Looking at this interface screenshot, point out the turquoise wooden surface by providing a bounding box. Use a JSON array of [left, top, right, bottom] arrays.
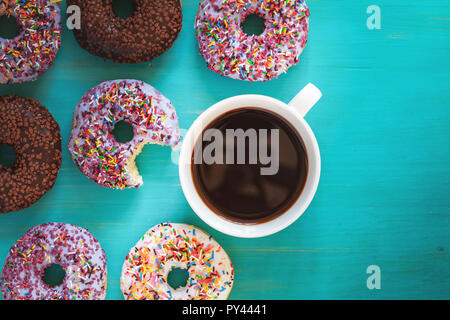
[[0, 0, 449, 299]]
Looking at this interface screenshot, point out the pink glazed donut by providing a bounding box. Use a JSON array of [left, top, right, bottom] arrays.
[[0, 223, 107, 300], [195, 0, 310, 82], [68, 79, 181, 190], [0, 0, 62, 84]]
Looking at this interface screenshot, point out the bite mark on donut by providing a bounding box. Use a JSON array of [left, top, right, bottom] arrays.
[[68, 80, 180, 190], [126, 141, 151, 187]]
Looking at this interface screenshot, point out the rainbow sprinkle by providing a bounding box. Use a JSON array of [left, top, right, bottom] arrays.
[[195, 0, 310, 81], [0, 0, 61, 84], [68, 80, 180, 190], [0, 223, 107, 300], [121, 223, 234, 300]]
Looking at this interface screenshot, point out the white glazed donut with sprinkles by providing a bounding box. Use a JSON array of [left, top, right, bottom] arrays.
[[195, 0, 310, 82], [0, 0, 62, 84], [68, 79, 181, 190], [0, 223, 107, 300], [121, 223, 234, 300]]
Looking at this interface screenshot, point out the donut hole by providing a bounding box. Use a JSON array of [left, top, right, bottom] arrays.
[[167, 268, 189, 289], [112, 120, 134, 143], [241, 14, 266, 36], [0, 14, 20, 40], [0, 144, 16, 168], [112, 0, 136, 19], [42, 264, 66, 287]]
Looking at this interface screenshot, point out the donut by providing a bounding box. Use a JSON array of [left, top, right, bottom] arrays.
[[121, 223, 234, 300], [0, 95, 62, 214], [68, 0, 183, 63], [0, 223, 107, 300], [68, 79, 181, 190], [195, 0, 310, 82], [0, 0, 61, 84]]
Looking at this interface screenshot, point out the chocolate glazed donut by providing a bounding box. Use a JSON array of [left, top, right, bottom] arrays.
[[0, 96, 62, 214], [68, 0, 183, 63]]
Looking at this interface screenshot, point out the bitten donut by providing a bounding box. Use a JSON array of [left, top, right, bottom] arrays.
[[0, 95, 62, 214], [121, 223, 234, 300], [195, 0, 310, 81], [68, 80, 181, 190], [0, 223, 107, 300], [68, 0, 183, 63], [0, 0, 61, 84]]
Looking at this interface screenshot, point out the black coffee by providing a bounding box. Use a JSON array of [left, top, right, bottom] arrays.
[[191, 108, 308, 224]]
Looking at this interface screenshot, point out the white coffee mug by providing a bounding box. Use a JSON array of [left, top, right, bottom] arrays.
[[179, 83, 322, 238]]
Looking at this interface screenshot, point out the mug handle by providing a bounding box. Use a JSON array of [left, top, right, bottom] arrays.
[[288, 83, 323, 117]]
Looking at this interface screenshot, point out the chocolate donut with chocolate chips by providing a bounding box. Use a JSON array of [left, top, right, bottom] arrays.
[[68, 0, 183, 63], [0, 96, 62, 214]]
